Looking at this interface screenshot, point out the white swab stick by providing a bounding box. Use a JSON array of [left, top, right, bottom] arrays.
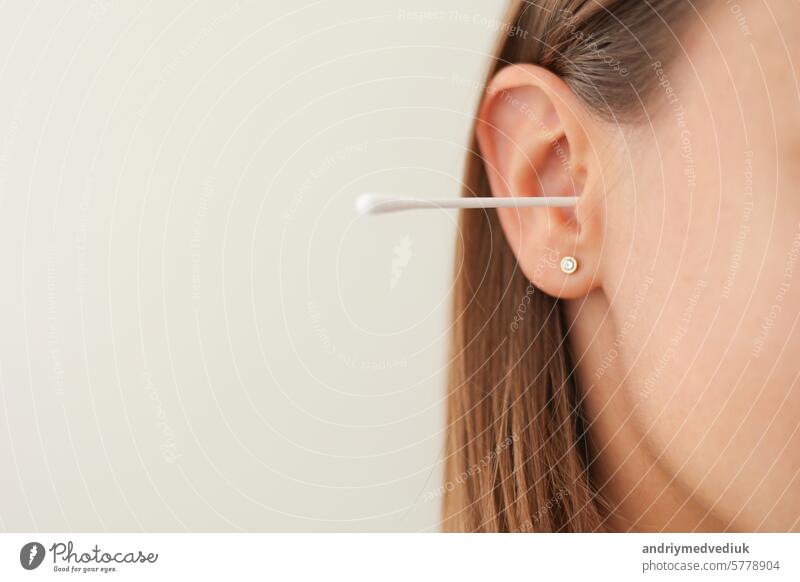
[[355, 192, 578, 216]]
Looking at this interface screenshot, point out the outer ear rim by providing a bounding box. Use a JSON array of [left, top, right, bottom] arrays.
[[482, 64, 594, 172], [475, 63, 604, 300]]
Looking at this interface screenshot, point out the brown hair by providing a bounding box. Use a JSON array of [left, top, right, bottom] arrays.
[[444, 0, 699, 532]]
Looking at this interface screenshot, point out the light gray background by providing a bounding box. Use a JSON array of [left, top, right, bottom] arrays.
[[0, 0, 505, 531]]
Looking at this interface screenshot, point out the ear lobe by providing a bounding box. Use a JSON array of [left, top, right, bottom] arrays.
[[476, 64, 600, 300]]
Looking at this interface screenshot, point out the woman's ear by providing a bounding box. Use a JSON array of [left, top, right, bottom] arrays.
[[476, 64, 604, 299]]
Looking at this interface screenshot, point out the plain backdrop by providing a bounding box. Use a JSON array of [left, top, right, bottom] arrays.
[[0, 0, 506, 531]]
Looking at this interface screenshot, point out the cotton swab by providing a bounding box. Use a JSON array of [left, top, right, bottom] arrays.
[[355, 192, 578, 216]]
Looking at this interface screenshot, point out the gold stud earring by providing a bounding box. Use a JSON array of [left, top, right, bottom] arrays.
[[560, 256, 578, 275]]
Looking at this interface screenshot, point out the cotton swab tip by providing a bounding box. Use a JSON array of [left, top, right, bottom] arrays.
[[355, 192, 388, 215]]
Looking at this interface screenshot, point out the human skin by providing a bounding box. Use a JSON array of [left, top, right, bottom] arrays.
[[476, 0, 800, 531]]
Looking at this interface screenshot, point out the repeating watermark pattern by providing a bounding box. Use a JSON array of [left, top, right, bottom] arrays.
[[558, 8, 629, 77], [283, 140, 369, 222], [512, 488, 571, 532], [450, 72, 486, 94], [726, 0, 753, 38], [652, 60, 697, 193], [138, 2, 249, 119], [640, 278, 709, 400], [491, 84, 572, 167], [721, 150, 755, 299], [0, 87, 29, 198], [47, 244, 66, 397], [510, 281, 537, 333], [75, 171, 94, 297], [595, 275, 655, 377], [423, 434, 519, 501], [191, 176, 215, 303], [390, 235, 413, 291], [751, 224, 800, 359], [510, 247, 561, 333], [307, 300, 407, 371], [396, 9, 528, 39], [142, 370, 181, 464], [87, 0, 115, 22]]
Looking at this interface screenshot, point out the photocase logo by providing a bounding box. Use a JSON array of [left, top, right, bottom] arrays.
[[20, 542, 46, 570]]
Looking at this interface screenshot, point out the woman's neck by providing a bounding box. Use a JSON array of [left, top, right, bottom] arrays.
[[562, 288, 729, 532]]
